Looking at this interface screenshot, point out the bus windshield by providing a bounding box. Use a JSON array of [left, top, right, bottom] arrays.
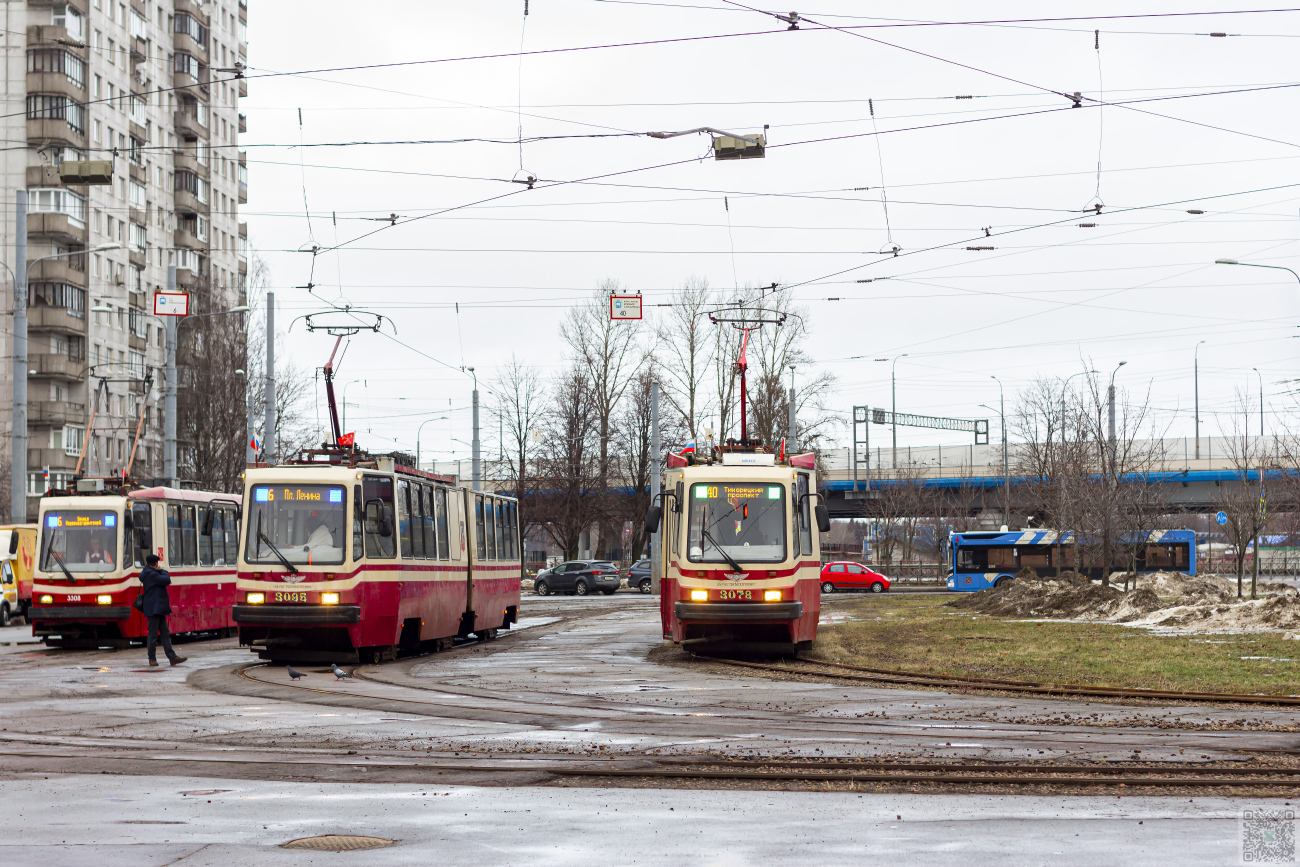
[[687, 482, 787, 564], [244, 484, 347, 566], [41, 511, 120, 573]]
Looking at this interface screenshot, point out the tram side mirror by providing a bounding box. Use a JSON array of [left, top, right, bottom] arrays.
[[673, 481, 684, 513], [815, 504, 831, 534], [379, 506, 394, 538], [122, 511, 133, 532], [644, 505, 662, 535], [8, 532, 19, 555]]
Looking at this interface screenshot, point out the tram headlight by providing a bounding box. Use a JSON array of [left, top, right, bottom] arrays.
[[96, 595, 112, 605], [38, 594, 52, 604], [246, 592, 265, 604], [764, 590, 782, 602], [320, 592, 340, 605], [690, 590, 708, 602]]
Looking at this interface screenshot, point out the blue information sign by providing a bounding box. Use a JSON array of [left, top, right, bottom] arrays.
[[1215, 511, 1228, 526]]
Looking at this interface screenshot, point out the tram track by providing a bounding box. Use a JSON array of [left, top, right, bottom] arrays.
[[711, 656, 1300, 707]]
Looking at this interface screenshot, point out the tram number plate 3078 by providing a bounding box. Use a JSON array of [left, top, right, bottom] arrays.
[[273, 591, 308, 603], [718, 589, 752, 601]]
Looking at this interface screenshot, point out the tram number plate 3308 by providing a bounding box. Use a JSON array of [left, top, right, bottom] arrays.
[[718, 589, 752, 601], [273, 591, 308, 603]]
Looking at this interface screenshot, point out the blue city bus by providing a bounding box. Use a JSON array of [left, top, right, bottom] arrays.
[[948, 528, 1197, 591]]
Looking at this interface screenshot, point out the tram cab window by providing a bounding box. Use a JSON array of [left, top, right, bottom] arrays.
[[796, 474, 812, 556], [352, 487, 365, 561], [363, 475, 395, 559], [130, 502, 152, 567], [398, 480, 415, 560], [436, 487, 450, 560], [475, 495, 487, 559]]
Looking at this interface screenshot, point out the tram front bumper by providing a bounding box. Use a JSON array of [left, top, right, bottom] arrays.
[[674, 601, 803, 622], [232, 604, 361, 626], [30, 605, 131, 621]]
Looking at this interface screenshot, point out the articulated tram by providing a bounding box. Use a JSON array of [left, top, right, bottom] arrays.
[[233, 452, 521, 664], [651, 447, 831, 652], [29, 485, 241, 647]]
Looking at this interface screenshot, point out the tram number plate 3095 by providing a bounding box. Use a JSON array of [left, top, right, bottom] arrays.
[[273, 591, 308, 603], [718, 589, 752, 601]]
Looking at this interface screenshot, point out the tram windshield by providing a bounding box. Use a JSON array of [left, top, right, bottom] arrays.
[[686, 482, 787, 564], [40, 511, 120, 573], [245, 484, 347, 566]]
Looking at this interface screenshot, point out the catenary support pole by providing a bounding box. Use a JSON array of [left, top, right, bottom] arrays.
[[245, 374, 256, 464], [263, 290, 276, 464], [11, 191, 26, 520], [470, 367, 480, 491], [650, 380, 661, 595], [163, 265, 178, 486]]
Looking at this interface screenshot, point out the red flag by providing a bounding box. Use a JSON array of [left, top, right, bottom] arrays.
[[338, 432, 355, 447]]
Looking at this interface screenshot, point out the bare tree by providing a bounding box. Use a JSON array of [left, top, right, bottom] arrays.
[[490, 354, 543, 544], [613, 363, 680, 561], [1216, 391, 1269, 598], [530, 366, 600, 560], [653, 277, 714, 446]]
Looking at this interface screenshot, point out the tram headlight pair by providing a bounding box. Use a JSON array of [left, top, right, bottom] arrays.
[[246, 592, 265, 604], [320, 592, 340, 605], [763, 590, 782, 602]]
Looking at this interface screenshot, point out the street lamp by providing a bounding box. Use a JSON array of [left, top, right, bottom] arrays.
[[989, 373, 1009, 523], [1194, 340, 1207, 462], [1215, 259, 1300, 286], [1108, 361, 1127, 444], [874, 355, 908, 468], [9, 240, 122, 519], [340, 379, 366, 432], [415, 415, 449, 469]]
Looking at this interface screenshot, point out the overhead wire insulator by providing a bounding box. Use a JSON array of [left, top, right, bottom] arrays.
[[1078, 223, 1097, 228], [966, 246, 995, 251]]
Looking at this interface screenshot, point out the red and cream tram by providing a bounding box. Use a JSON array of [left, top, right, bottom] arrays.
[[233, 451, 521, 664], [648, 448, 830, 652], [29, 484, 242, 648]]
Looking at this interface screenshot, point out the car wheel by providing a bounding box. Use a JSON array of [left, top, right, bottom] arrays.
[[0, 603, 9, 627], [870, 582, 884, 594], [821, 581, 835, 595], [535, 580, 549, 596], [575, 580, 588, 596], [639, 579, 652, 594]]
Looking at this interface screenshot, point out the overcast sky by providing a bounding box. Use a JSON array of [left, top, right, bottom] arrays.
[[242, 1, 1300, 463]]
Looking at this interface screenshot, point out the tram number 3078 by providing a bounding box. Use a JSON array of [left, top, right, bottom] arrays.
[[718, 589, 752, 600]]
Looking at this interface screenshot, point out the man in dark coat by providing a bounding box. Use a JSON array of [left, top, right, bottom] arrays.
[[139, 554, 186, 667]]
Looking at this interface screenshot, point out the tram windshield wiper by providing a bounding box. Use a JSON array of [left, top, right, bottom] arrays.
[[44, 530, 76, 583], [255, 512, 299, 574], [700, 508, 744, 573]]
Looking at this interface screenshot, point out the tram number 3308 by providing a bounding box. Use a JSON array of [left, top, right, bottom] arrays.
[[273, 591, 308, 603], [718, 589, 752, 600]]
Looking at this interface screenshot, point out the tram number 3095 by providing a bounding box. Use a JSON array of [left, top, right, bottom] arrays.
[[718, 589, 752, 601]]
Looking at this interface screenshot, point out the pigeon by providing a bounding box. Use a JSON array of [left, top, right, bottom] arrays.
[[286, 665, 305, 681], [331, 664, 352, 680]]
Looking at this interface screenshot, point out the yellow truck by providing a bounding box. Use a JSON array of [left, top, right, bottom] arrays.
[[0, 524, 37, 626]]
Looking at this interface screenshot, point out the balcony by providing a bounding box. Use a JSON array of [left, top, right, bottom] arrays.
[[128, 247, 147, 269], [238, 113, 246, 134], [26, 212, 86, 245], [30, 400, 86, 428], [27, 305, 86, 337], [173, 110, 203, 140], [173, 31, 208, 61], [131, 35, 146, 63], [173, 69, 204, 96], [26, 71, 84, 101], [27, 258, 86, 288], [174, 226, 204, 250], [129, 331, 148, 352], [29, 352, 86, 381], [28, 448, 81, 471], [174, 188, 208, 216], [27, 165, 60, 186], [175, 0, 209, 22], [27, 117, 85, 148], [239, 77, 247, 98], [174, 151, 209, 179]]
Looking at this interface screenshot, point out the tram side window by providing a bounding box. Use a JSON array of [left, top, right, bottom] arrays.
[[223, 507, 239, 564], [486, 499, 497, 560], [421, 487, 437, 560], [504, 502, 516, 560], [411, 484, 426, 559], [475, 495, 487, 559], [352, 487, 365, 561], [166, 505, 182, 567], [398, 480, 415, 560], [797, 474, 812, 556], [181, 505, 198, 566], [198, 507, 213, 566], [131, 503, 153, 567], [494, 500, 506, 560], [209, 509, 225, 565], [436, 487, 450, 560], [363, 475, 396, 559]]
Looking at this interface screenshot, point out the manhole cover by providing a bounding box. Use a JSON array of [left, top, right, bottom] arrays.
[[282, 835, 396, 852]]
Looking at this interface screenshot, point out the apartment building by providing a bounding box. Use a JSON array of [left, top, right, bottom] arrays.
[[0, 0, 248, 518]]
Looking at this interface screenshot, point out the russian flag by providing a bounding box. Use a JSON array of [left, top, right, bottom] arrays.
[[681, 442, 696, 454]]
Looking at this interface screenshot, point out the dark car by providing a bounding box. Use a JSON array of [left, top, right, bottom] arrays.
[[534, 560, 622, 596], [629, 559, 651, 594]]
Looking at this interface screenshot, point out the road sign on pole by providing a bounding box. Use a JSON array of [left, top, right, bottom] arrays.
[[154, 291, 190, 316], [609, 294, 642, 320], [1215, 511, 1228, 526]]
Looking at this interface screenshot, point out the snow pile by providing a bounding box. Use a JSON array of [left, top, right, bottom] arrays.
[[951, 571, 1300, 634]]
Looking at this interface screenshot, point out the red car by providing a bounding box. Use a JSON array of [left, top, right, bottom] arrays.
[[819, 562, 890, 594]]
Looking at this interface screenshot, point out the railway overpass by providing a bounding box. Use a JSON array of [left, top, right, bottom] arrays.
[[818, 435, 1290, 519]]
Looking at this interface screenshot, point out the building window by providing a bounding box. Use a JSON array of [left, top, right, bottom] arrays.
[[174, 13, 208, 46], [53, 5, 85, 41], [53, 425, 85, 456], [29, 283, 85, 318], [128, 350, 145, 381], [26, 94, 85, 135], [129, 180, 146, 209], [130, 9, 148, 40], [174, 51, 201, 79], [130, 95, 146, 125], [129, 221, 147, 252], [27, 187, 87, 227], [28, 48, 86, 90], [175, 170, 209, 204]]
